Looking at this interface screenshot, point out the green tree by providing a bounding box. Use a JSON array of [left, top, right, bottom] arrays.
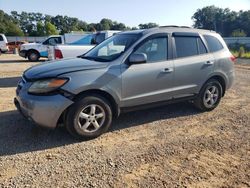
[[36, 21, 45, 36], [6, 22, 24, 36], [100, 18, 112, 30], [78, 21, 88, 31], [138, 23, 158, 29], [192, 6, 221, 31], [192, 6, 250, 37], [45, 22, 59, 35], [0, 10, 24, 36]]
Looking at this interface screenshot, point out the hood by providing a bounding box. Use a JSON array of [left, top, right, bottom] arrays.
[[24, 58, 108, 80], [21, 42, 42, 49]]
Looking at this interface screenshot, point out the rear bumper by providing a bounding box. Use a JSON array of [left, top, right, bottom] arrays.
[[14, 93, 73, 129], [226, 70, 235, 90], [0, 48, 8, 52]]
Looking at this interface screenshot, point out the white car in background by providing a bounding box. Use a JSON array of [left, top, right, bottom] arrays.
[[48, 30, 120, 60], [0, 34, 9, 54], [19, 33, 89, 61]]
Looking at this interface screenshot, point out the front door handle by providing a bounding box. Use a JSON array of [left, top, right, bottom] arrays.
[[205, 61, 214, 65], [161, 68, 173, 73]]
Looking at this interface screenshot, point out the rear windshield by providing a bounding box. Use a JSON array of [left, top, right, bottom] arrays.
[[204, 35, 224, 52]]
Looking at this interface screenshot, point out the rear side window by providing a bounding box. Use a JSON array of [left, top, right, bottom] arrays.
[[46, 37, 62, 45], [0, 35, 3, 41], [204, 35, 224, 52], [175, 37, 199, 58], [174, 36, 208, 58]]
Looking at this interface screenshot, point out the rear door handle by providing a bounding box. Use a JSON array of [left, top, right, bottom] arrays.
[[205, 61, 214, 65], [161, 68, 173, 73]]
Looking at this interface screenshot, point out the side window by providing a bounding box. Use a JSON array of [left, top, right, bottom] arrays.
[[0, 35, 3, 41], [175, 36, 198, 58], [48, 37, 62, 45], [95, 33, 106, 45], [197, 38, 207, 54], [55, 37, 62, 44], [204, 35, 224, 52], [134, 37, 168, 63]]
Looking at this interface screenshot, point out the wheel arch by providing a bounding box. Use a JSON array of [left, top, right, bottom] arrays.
[[206, 75, 226, 97], [58, 89, 120, 126], [27, 49, 40, 57]]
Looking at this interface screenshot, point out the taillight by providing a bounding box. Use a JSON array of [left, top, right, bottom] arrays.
[[230, 55, 236, 63], [55, 49, 63, 59]]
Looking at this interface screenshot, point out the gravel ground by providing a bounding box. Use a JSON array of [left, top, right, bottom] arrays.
[[0, 55, 249, 187]]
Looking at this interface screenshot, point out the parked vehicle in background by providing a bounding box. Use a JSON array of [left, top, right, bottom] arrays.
[[15, 26, 235, 139], [48, 30, 120, 60], [7, 41, 27, 52], [0, 34, 9, 54], [19, 33, 89, 62]]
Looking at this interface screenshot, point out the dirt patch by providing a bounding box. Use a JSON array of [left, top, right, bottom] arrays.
[[0, 55, 249, 187]]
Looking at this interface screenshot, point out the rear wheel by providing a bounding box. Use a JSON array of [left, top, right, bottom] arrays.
[[65, 95, 112, 139], [194, 79, 222, 111], [27, 51, 40, 62]]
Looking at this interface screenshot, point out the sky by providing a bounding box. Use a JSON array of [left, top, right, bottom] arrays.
[[0, 0, 250, 27]]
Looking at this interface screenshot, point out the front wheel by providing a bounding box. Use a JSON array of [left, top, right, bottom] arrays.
[[27, 51, 40, 62], [65, 95, 112, 139], [194, 79, 222, 111]]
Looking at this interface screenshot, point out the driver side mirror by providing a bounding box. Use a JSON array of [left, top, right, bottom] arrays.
[[128, 53, 147, 65]]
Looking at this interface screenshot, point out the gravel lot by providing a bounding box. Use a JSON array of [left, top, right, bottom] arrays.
[[0, 55, 249, 187]]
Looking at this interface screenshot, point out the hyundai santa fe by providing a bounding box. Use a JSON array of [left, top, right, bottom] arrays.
[[14, 26, 235, 139]]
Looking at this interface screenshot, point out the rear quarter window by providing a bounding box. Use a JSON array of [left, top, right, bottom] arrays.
[[204, 35, 224, 52]]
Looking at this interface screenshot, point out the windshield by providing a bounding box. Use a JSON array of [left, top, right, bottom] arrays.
[[81, 33, 141, 62]]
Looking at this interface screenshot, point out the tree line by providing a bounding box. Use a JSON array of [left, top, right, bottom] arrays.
[[0, 10, 159, 36], [192, 6, 250, 37], [1, 6, 250, 37]]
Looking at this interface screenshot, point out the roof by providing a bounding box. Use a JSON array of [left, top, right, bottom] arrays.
[[118, 26, 216, 36]]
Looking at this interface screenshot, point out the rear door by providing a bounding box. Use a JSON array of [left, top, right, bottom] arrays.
[[172, 32, 214, 98], [121, 33, 174, 107]]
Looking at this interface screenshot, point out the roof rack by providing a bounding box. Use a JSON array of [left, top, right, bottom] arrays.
[[159, 25, 192, 28]]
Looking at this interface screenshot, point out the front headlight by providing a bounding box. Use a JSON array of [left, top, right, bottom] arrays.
[[28, 78, 68, 94]]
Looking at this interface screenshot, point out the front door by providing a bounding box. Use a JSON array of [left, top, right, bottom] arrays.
[[121, 34, 174, 107]]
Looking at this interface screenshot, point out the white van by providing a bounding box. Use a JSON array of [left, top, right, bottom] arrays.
[[0, 34, 9, 54]]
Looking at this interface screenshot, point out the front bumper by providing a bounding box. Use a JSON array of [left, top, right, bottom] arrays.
[[14, 89, 73, 129], [19, 50, 27, 58]]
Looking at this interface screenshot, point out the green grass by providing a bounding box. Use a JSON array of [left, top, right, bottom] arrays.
[[230, 51, 250, 59]]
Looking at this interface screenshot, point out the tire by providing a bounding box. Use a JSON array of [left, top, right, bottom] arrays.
[[65, 95, 112, 139], [27, 51, 40, 62], [194, 79, 222, 111]]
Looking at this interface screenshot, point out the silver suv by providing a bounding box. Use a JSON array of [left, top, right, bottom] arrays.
[[15, 26, 235, 139]]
